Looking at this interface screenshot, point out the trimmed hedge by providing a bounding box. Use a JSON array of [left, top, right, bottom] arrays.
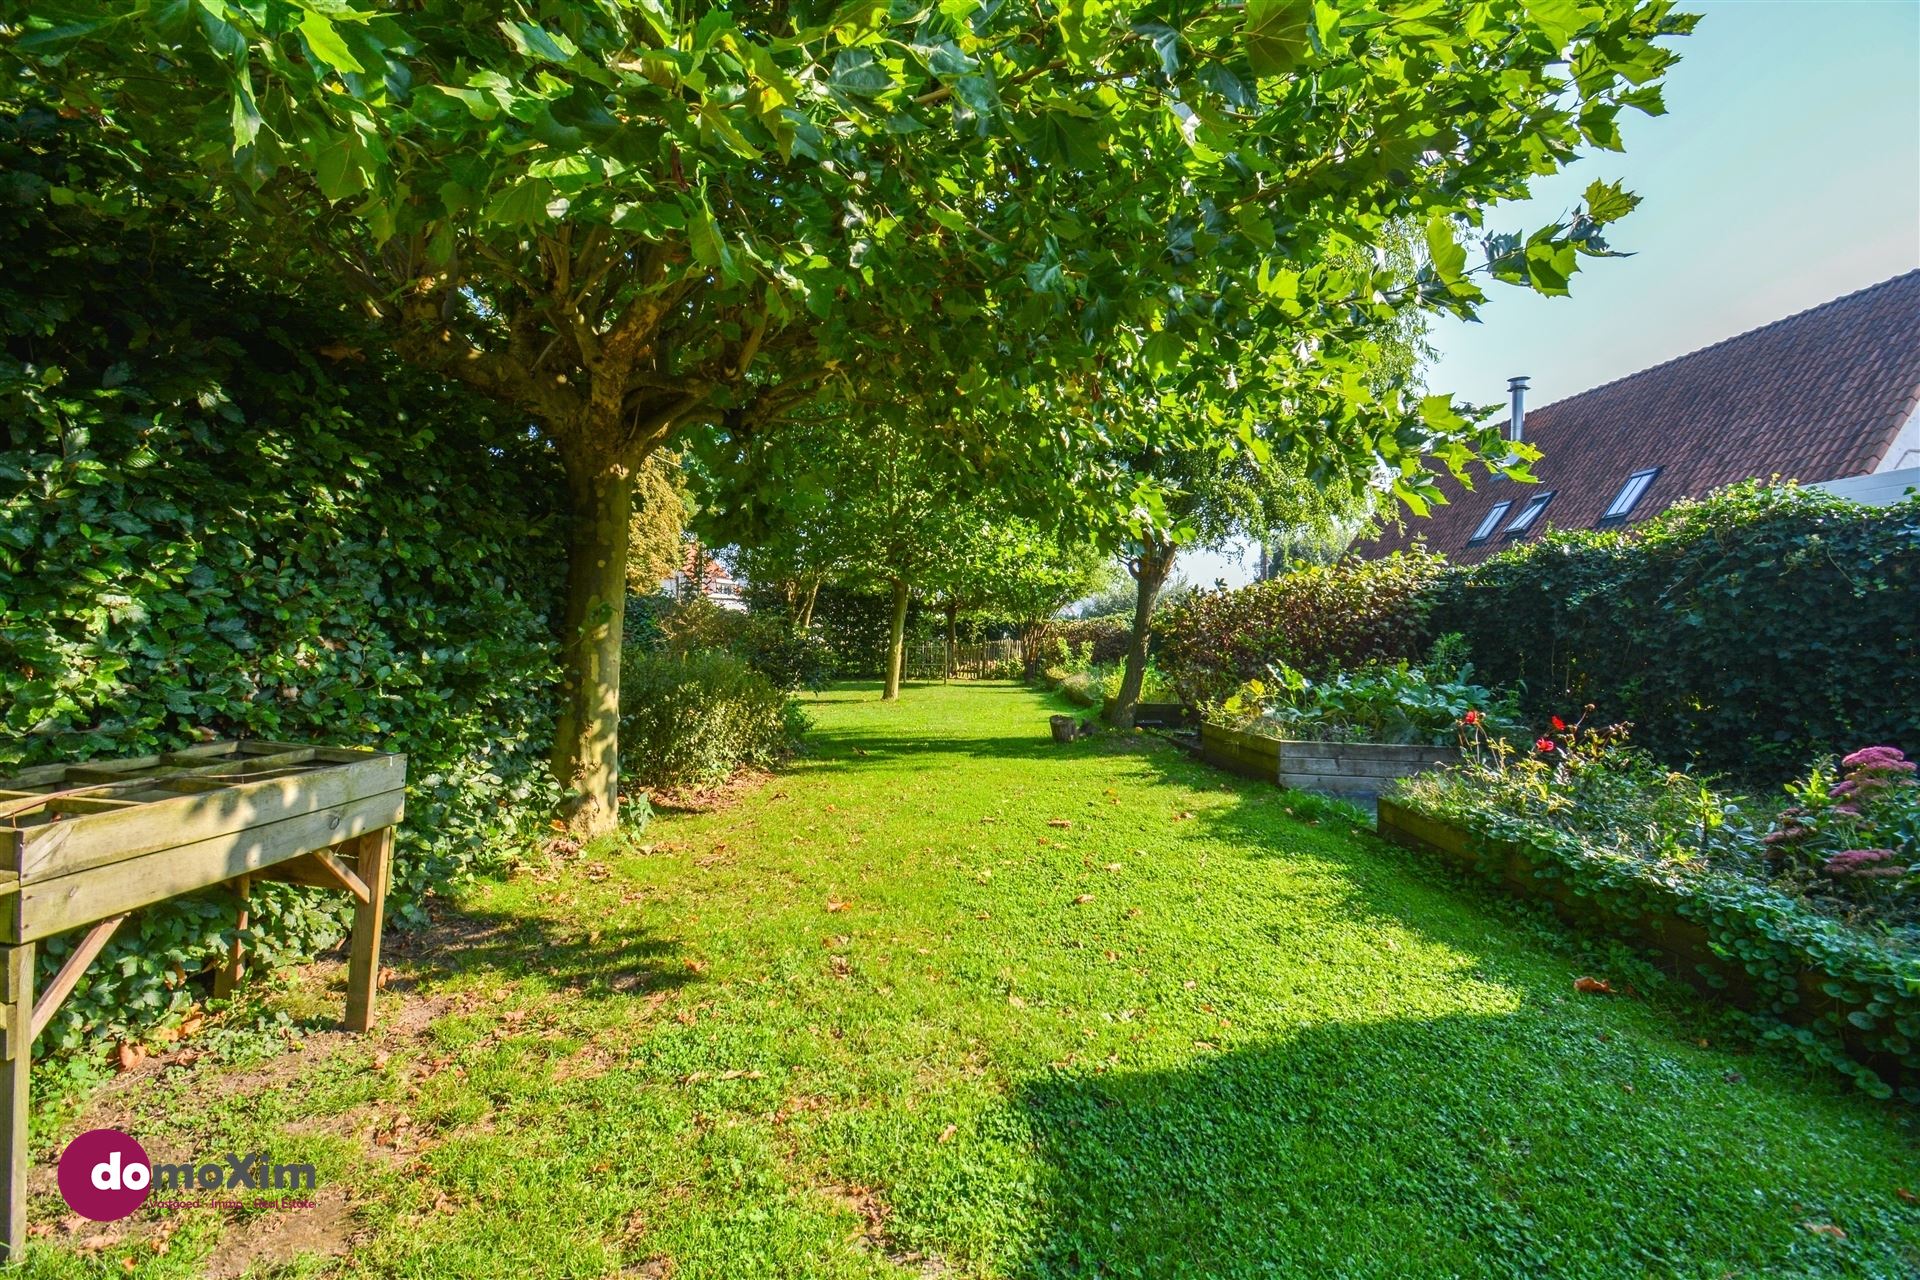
[[1154, 552, 1442, 706], [2, 116, 566, 1057], [1425, 484, 1920, 778]]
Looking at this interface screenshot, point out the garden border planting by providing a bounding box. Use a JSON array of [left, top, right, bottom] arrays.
[[1377, 796, 1916, 1095], [1200, 725, 1456, 794]]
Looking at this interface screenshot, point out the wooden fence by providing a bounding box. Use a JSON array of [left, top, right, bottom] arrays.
[[902, 638, 1024, 680]]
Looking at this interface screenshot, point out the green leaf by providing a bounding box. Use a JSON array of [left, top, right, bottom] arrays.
[[1425, 214, 1466, 284], [229, 78, 263, 149], [299, 12, 366, 75], [1245, 0, 1312, 78], [498, 20, 578, 64], [1583, 179, 1640, 224]]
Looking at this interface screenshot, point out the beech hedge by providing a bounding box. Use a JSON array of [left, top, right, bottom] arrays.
[[1153, 552, 1442, 707], [2, 120, 566, 1057]]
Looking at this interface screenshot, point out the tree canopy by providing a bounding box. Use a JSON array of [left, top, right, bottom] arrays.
[[11, 0, 1692, 826]]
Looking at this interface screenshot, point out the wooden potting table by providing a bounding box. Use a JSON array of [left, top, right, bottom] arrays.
[[0, 740, 406, 1262]]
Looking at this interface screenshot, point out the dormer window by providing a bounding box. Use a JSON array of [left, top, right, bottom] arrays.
[[1466, 501, 1512, 547], [1502, 491, 1555, 539], [1599, 467, 1661, 524]]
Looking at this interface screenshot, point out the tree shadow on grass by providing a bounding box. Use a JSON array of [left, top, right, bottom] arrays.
[[1010, 1013, 1914, 1280], [388, 905, 696, 1004]]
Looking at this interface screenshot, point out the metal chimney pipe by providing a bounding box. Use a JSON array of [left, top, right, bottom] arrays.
[[1507, 376, 1530, 443]]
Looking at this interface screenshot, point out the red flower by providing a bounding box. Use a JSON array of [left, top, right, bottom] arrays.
[[1462, 709, 1481, 725], [1550, 715, 1567, 732], [1535, 737, 1556, 753]]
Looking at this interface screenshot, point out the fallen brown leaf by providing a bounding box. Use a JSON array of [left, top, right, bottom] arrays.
[[1573, 976, 1615, 996], [1048, 819, 1073, 829], [937, 1123, 958, 1144], [1073, 894, 1095, 905], [1800, 1222, 1847, 1240]]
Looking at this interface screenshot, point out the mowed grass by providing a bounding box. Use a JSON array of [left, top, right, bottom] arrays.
[[22, 681, 1920, 1279]]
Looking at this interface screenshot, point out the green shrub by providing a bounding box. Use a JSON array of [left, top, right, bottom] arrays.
[[1763, 746, 1918, 924], [1213, 638, 1518, 746], [1155, 551, 1442, 707], [1425, 483, 1920, 779], [1060, 671, 1103, 707], [1026, 616, 1131, 677], [0, 114, 566, 1057], [737, 612, 833, 692], [618, 650, 807, 789], [1098, 661, 1175, 704]]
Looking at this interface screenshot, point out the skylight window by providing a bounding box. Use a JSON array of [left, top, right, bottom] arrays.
[[1502, 491, 1555, 538], [1600, 468, 1661, 522], [1466, 501, 1512, 547]]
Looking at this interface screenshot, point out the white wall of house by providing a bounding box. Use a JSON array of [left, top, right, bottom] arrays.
[[1811, 466, 1920, 506], [1875, 397, 1920, 473]]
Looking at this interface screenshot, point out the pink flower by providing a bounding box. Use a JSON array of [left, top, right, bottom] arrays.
[[1829, 780, 1859, 797], [1832, 803, 1863, 817], [1823, 849, 1907, 879], [1841, 745, 1910, 769]]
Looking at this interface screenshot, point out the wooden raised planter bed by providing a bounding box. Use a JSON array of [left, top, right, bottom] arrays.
[[0, 740, 406, 1259], [1376, 797, 1906, 1084], [1199, 723, 1457, 794]]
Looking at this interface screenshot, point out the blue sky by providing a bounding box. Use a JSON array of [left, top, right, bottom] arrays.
[[1187, 0, 1920, 589]]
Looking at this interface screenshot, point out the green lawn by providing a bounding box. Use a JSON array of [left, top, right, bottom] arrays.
[[22, 682, 1920, 1279]]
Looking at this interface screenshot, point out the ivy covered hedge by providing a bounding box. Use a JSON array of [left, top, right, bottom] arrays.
[[2, 117, 566, 1057], [1425, 484, 1920, 779]]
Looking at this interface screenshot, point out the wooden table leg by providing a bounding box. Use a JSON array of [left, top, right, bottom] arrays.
[[2, 942, 35, 1265], [214, 875, 250, 1000], [344, 828, 392, 1033]]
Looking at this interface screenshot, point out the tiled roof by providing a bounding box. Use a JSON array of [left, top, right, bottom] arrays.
[[1357, 269, 1920, 564]]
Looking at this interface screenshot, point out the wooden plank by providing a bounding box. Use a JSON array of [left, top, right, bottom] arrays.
[[0, 765, 70, 789], [44, 797, 144, 816], [309, 847, 371, 904], [214, 876, 248, 1000], [344, 828, 392, 1033], [15, 789, 406, 943], [0, 942, 30, 1263], [16, 753, 405, 881], [239, 741, 380, 762], [254, 851, 349, 892], [1278, 754, 1453, 781], [30, 914, 126, 1041]]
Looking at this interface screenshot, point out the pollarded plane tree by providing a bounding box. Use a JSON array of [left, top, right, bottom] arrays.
[[15, 0, 1692, 829]]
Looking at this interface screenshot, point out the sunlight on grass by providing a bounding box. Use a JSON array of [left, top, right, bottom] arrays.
[[22, 681, 1919, 1279]]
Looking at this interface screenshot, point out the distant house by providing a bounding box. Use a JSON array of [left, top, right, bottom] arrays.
[[1356, 270, 1920, 565], [666, 541, 747, 611]]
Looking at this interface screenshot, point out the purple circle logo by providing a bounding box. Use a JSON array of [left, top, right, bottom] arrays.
[[57, 1128, 152, 1222]]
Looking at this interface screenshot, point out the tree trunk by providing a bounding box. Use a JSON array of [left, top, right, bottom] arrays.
[[797, 577, 821, 630], [883, 577, 909, 701], [1107, 541, 1176, 731], [944, 600, 960, 680], [551, 455, 634, 835]]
